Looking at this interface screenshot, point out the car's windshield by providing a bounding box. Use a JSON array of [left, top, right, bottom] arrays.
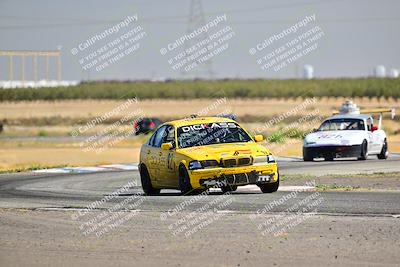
[[318, 118, 365, 131], [177, 122, 252, 148]]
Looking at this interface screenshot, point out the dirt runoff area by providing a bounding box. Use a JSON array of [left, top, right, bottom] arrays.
[[282, 172, 400, 191]]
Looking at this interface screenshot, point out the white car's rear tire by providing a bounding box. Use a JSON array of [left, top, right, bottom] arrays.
[[358, 140, 368, 160], [377, 139, 388, 160]]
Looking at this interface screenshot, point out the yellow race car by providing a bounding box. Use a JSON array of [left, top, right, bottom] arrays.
[[139, 117, 279, 195]]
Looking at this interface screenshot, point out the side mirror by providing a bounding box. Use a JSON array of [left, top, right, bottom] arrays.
[[161, 142, 173, 150], [371, 125, 378, 132], [254, 135, 264, 142]]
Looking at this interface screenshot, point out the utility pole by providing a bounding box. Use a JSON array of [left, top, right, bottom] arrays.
[[183, 0, 214, 79]]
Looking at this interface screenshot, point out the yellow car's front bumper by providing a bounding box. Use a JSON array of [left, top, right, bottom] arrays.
[[188, 163, 278, 189]]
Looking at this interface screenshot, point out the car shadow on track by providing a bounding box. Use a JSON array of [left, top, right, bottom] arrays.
[[305, 157, 371, 162], [118, 190, 262, 197]]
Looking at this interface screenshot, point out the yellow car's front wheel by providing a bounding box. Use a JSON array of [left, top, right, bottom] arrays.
[[258, 173, 279, 193], [178, 164, 193, 195]]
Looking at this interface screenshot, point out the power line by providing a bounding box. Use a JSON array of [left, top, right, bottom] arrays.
[[1, 16, 399, 30], [0, 0, 329, 23], [0, 0, 347, 30], [227, 17, 400, 25], [0, 0, 399, 30]]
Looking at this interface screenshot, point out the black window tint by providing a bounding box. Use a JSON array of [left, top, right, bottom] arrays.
[[148, 131, 156, 146], [163, 125, 176, 148], [177, 122, 251, 148], [153, 126, 167, 148]]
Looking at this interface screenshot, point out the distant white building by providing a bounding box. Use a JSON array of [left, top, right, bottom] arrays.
[[0, 80, 79, 89], [302, 65, 314, 79], [388, 69, 399, 78], [373, 65, 386, 78]]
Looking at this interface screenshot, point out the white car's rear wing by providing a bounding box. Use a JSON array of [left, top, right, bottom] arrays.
[[333, 108, 395, 118], [333, 108, 396, 129]]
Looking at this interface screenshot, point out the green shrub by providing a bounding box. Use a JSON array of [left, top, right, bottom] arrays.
[[0, 78, 399, 101]]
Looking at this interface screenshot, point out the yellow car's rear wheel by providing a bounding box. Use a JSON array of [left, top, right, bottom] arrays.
[[140, 165, 160, 195]]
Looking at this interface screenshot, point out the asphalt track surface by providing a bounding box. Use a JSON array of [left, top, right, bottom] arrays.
[[1, 156, 400, 266], [1, 155, 400, 215]]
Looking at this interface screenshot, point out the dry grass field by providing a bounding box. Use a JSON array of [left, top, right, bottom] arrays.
[[1, 97, 398, 120], [0, 97, 399, 171]]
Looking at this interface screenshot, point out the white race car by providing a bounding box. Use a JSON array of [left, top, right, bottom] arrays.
[[303, 101, 395, 161]]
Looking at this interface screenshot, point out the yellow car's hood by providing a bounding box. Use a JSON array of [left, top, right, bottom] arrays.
[[178, 142, 270, 160]]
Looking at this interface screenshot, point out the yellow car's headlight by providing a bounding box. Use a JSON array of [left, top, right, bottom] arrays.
[[254, 155, 276, 164], [188, 161, 203, 170], [267, 155, 276, 163]]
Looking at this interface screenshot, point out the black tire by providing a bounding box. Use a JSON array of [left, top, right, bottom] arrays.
[[303, 154, 313, 161], [358, 140, 368, 160], [220, 185, 237, 193], [178, 164, 193, 195], [303, 148, 313, 161], [377, 139, 388, 160], [258, 174, 279, 193], [140, 165, 160, 195]]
